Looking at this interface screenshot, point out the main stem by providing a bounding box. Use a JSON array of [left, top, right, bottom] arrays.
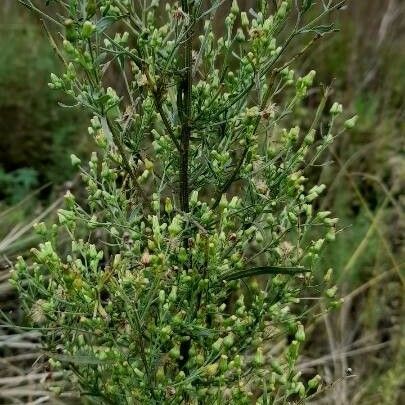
[[179, 0, 193, 214], [178, 0, 193, 370]]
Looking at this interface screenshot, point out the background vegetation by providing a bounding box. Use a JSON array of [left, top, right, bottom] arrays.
[[0, 0, 403, 403]]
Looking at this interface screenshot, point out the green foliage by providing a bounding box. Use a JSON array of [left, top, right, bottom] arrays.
[[0, 168, 38, 204], [0, 8, 86, 187], [12, 1, 350, 403]]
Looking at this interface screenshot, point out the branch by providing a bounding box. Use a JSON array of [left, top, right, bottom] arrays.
[[105, 117, 147, 201]]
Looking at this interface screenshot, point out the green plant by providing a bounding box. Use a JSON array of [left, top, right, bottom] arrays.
[[0, 6, 87, 187], [0, 168, 39, 204], [12, 1, 353, 403]]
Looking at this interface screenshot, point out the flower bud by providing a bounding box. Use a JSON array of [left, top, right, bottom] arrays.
[[219, 355, 228, 372], [223, 333, 235, 349], [308, 374, 322, 389], [236, 28, 245, 42], [212, 337, 223, 352], [254, 347, 264, 366], [178, 247, 187, 264], [63, 40, 75, 54], [330, 102, 343, 115], [241, 12, 249, 28], [169, 345, 180, 359], [141, 250, 151, 266], [144, 158, 154, 170], [219, 194, 228, 209], [203, 363, 218, 377], [168, 215, 182, 236], [344, 115, 358, 129], [231, 0, 239, 15], [70, 154, 81, 167], [165, 197, 173, 214], [326, 285, 337, 298], [303, 70, 316, 87], [82, 21, 96, 38], [295, 323, 305, 342], [312, 238, 324, 252], [277, 1, 289, 19], [324, 268, 333, 282], [190, 190, 199, 206]]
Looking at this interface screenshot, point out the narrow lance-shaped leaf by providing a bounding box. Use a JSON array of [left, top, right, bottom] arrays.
[[220, 266, 310, 282]]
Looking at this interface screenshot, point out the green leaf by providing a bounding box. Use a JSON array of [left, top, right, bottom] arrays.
[[96, 16, 118, 34], [302, 0, 315, 12], [301, 24, 335, 35], [220, 266, 309, 282]]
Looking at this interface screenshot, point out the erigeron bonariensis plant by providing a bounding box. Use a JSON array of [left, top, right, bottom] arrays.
[[13, 0, 352, 403]]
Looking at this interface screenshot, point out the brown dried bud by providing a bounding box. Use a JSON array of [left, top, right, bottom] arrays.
[[141, 250, 151, 266], [229, 233, 237, 242]]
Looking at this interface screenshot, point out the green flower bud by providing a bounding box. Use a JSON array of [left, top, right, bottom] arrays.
[[64, 191, 75, 209], [219, 194, 228, 209], [212, 337, 223, 352], [33, 222, 48, 237], [288, 340, 300, 361], [326, 285, 337, 298], [330, 102, 343, 115], [156, 366, 165, 383], [326, 229, 336, 241], [63, 40, 75, 54], [87, 214, 97, 229], [255, 231, 264, 243], [324, 217, 339, 226], [218, 355, 228, 373], [295, 323, 305, 342], [202, 363, 218, 377], [270, 359, 283, 375], [169, 345, 181, 359], [288, 211, 298, 224], [241, 12, 249, 28], [70, 154, 81, 167], [324, 268, 333, 282], [312, 238, 324, 252], [190, 190, 199, 206], [57, 209, 76, 226], [316, 210, 331, 220], [231, 0, 239, 15], [304, 129, 316, 145], [236, 28, 245, 42], [82, 21, 96, 39], [144, 158, 154, 171], [90, 116, 102, 130], [158, 290, 165, 303], [303, 70, 316, 87], [296, 382, 306, 398], [277, 1, 289, 19], [165, 197, 173, 214], [292, 371, 302, 382], [254, 347, 264, 366], [195, 353, 205, 366], [306, 192, 318, 202], [223, 333, 235, 349], [168, 285, 177, 302], [168, 215, 182, 236], [178, 247, 187, 263], [308, 374, 322, 389], [344, 115, 358, 129]]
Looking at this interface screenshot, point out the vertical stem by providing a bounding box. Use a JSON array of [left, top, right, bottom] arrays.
[[179, 0, 193, 214], [178, 0, 193, 370]]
